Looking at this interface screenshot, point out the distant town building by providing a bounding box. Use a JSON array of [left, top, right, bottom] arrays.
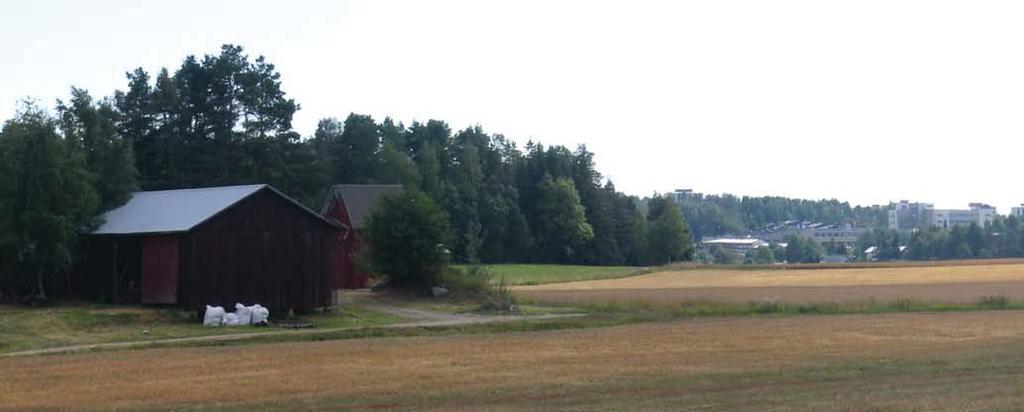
[[1011, 204, 1024, 218], [887, 201, 996, 230], [701, 238, 767, 255], [753, 221, 865, 248], [932, 203, 996, 229], [803, 224, 866, 246], [888, 201, 934, 231], [667, 188, 695, 202]]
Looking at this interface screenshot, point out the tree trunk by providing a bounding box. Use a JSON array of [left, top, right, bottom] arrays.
[[65, 267, 73, 297], [36, 268, 47, 299]]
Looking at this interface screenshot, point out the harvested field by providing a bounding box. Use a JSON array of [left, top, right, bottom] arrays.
[[4, 311, 1024, 410], [514, 262, 1024, 304]]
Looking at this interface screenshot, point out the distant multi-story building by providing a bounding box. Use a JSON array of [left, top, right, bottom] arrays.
[[1011, 205, 1024, 218], [888, 201, 934, 231], [932, 203, 996, 229], [888, 201, 996, 230]]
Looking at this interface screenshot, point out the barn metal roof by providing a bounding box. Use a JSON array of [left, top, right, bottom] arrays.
[[91, 184, 343, 235], [324, 184, 404, 229]]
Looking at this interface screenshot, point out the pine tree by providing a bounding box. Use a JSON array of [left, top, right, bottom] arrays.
[[57, 88, 138, 210]]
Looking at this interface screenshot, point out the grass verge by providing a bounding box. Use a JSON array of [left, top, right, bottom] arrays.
[[455, 263, 650, 286], [0, 302, 404, 354], [551, 293, 1024, 321]]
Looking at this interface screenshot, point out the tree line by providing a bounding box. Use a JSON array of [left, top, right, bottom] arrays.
[[0, 45, 693, 301], [677, 193, 888, 240], [856, 216, 1024, 261]]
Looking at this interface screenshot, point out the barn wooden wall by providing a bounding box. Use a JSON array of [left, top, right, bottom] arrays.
[[324, 198, 368, 289], [178, 190, 338, 312]]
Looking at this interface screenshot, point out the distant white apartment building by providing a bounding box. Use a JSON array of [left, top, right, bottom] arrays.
[[888, 201, 934, 231], [1011, 205, 1024, 218], [888, 201, 996, 230], [931, 203, 996, 229]]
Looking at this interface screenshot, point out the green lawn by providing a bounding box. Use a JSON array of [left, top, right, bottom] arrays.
[[465, 264, 649, 286], [0, 302, 403, 354]]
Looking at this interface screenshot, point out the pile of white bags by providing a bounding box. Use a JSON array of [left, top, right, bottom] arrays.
[[203, 303, 270, 327]]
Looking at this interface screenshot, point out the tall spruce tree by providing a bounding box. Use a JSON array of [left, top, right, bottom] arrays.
[[57, 88, 138, 210], [646, 197, 693, 264]]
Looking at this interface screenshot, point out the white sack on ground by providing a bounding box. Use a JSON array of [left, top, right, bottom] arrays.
[[251, 304, 270, 324], [222, 312, 240, 326], [235, 303, 253, 325], [203, 305, 226, 326]]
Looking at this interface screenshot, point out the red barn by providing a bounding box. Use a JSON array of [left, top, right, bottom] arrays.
[[79, 184, 346, 312], [321, 184, 403, 290]]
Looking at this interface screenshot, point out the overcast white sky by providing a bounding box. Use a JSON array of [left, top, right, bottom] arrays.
[[3, 1, 1023, 211]]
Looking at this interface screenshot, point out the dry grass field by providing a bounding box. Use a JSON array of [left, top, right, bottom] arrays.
[[4, 311, 1024, 410], [514, 261, 1024, 304], [8, 261, 1024, 410]]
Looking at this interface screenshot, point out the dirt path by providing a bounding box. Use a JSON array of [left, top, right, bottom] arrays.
[[3, 311, 1023, 410], [0, 310, 583, 358], [359, 304, 502, 323]]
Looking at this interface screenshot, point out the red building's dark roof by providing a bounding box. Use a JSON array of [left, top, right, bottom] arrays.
[[322, 184, 403, 229]]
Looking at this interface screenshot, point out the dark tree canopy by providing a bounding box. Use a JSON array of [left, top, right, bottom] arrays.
[[363, 191, 450, 292], [58, 88, 138, 210], [111, 44, 319, 204], [646, 197, 694, 264], [784, 234, 823, 264], [0, 104, 100, 299]]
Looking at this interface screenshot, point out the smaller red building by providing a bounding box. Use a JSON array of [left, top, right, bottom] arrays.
[[321, 184, 403, 290]]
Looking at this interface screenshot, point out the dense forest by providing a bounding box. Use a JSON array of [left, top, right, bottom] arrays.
[[0, 45, 697, 299]]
